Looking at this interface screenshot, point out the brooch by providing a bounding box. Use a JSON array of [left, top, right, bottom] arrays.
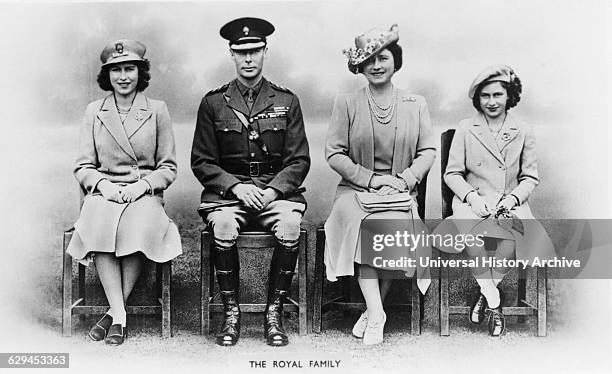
[[135, 111, 145, 121], [501, 132, 511, 141]]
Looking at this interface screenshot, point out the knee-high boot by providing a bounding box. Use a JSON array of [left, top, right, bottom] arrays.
[[214, 243, 240, 346], [264, 242, 298, 346]]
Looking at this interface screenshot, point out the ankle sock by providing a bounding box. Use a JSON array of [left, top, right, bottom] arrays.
[[476, 277, 500, 308]]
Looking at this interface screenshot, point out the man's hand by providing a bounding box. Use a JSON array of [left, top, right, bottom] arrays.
[[231, 183, 265, 210], [260, 188, 280, 209]]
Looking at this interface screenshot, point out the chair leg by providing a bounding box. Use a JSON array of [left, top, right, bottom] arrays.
[[161, 261, 171, 338], [298, 230, 308, 336], [439, 258, 450, 336], [201, 231, 212, 336], [517, 268, 527, 324], [410, 277, 421, 335], [62, 231, 73, 337], [313, 229, 325, 333], [537, 266, 547, 337]]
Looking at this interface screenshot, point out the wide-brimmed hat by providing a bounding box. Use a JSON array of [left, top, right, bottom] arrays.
[[343, 24, 399, 67], [220, 17, 275, 51], [100, 39, 146, 67], [468, 65, 518, 98]]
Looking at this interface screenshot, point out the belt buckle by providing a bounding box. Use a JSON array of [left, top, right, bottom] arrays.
[[249, 162, 260, 177]]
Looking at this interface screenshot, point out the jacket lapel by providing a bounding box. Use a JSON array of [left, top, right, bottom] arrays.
[[224, 80, 250, 117], [96, 95, 137, 161], [391, 91, 410, 175], [250, 78, 274, 117], [359, 87, 375, 170], [124, 92, 152, 139], [468, 113, 504, 164], [497, 113, 520, 152]]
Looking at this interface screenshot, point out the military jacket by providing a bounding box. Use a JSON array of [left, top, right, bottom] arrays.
[[191, 78, 310, 204]]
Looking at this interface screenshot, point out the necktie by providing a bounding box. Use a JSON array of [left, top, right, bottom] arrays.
[[246, 88, 255, 111]]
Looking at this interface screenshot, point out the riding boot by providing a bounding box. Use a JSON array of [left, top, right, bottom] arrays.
[[214, 243, 241, 346], [264, 242, 299, 346]]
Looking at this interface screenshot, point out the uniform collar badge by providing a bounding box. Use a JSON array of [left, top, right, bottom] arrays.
[[501, 132, 511, 141]]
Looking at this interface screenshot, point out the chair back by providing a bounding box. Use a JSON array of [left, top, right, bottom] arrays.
[[416, 172, 428, 219], [440, 129, 456, 218]]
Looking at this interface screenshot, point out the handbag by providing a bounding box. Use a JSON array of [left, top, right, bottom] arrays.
[[355, 191, 413, 213]]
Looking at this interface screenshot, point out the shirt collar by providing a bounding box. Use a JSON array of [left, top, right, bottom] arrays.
[[235, 78, 263, 97]]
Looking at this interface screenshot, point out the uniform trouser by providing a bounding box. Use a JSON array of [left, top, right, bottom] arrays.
[[205, 200, 305, 297]]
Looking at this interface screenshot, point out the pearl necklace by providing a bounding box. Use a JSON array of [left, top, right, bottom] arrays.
[[366, 86, 396, 125]]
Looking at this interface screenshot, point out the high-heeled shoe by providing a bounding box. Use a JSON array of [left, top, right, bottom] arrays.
[[363, 312, 386, 346], [104, 324, 127, 346], [88, 314, 113, 341], [352, 310, 368, 338]]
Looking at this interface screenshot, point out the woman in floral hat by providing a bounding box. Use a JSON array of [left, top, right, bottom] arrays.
[[324, 25, 435, 345], [66, 39, 182, 345], [439, 65, 554, 336]]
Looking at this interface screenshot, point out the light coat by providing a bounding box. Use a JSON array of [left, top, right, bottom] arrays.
[[67, 92, 181, 265], [324, 88, 436, 293], [442, 112, 555, 260]]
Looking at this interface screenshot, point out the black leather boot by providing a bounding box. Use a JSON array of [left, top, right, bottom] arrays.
[[264, 243, 298, 346], [214, 244, 241, 346]]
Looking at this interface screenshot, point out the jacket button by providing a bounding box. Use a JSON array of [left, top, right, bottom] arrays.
[[132, 165, 138, 169], [224, 128, 229, 132], [273, 127, 278, 131], [249, 118, 254, 123], [475, 187, 480, 190], [250, 153, 256, 158]]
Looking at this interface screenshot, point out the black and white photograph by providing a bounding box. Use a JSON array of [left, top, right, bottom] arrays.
[[0, 0, 611, 373]]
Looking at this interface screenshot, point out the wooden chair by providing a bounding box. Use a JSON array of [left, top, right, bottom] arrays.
[[61, 188, 172, 338], [439, 129, 547, 336], [61, 229, 172, 337], [312, 175, 429, 335], [200, 228, 307, 336]]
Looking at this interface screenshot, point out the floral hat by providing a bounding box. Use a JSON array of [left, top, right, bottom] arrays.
[[343, 24, 399, 68]]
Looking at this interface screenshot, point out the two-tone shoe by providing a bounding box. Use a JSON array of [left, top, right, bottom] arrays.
[[104, 324, 127, 346], [88, 314, 113, 341], [469, 293, 488, 324]]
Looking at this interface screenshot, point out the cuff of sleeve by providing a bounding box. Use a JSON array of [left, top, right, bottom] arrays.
[[462, 189, 477, 203], [142, 179, 154, 195], [398, 169, 418, 191], [509, 194, 521, 206], [91, 177, 106, 193]]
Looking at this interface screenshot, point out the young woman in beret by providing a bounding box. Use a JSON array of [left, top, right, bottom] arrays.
[[66, 39, 182, 345], [324, 25, 435, 345], [440, 65, 554, 336]]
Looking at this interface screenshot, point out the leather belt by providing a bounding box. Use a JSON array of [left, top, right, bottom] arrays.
[[223, 160, 282, 177]]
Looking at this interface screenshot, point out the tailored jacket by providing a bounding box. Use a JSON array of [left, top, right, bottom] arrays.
[[325, 88, 436, 197], [323, 87, 436, 292], [444, 112, 538, 219], [74, 92, 177, 195], [191, 78, 310, 204]]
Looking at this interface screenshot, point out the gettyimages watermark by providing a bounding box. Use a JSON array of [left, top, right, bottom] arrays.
[[359, 219, 612, 279]]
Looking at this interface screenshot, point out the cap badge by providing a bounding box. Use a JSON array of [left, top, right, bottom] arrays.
[[243, 26, 249, 36], [115, 43, 124, 54]]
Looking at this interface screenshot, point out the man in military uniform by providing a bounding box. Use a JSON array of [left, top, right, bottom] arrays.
[[191, 17, 310, 347]]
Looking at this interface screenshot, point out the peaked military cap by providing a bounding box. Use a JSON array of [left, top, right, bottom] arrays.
[[100, 39, 147, 67], [220, 17, 275, 51]]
